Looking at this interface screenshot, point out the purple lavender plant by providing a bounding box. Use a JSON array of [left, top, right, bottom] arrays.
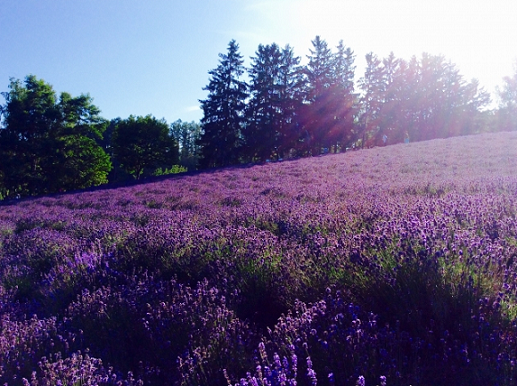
[[0, 132, 517, 385]]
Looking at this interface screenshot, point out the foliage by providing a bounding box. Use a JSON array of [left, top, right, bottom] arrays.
[[2, 38, 510, 197], [112, 115, 179, 179], [152, 165, 187, 176], [244, 43, 306, 162], [198, 40, 248, 168], [170, 119, 202, 171], [358, 52, 386, 147], [198, 38, 498, 167], [358, 52, 491, 147], [0, 75, 111, 198], [302, 37, 357, 154], [496, 61, 517, 131]]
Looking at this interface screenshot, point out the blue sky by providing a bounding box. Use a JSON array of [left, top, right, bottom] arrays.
[[1, 0, 516, 124]]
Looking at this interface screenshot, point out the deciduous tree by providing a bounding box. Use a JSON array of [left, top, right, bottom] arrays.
[[0, 75, 111, 198], [112, 115, 178, 180], [171, 119, 201, 171]]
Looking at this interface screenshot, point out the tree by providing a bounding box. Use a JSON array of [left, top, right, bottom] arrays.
[[303, 36, 335, 154], [357, 53, 491, 146], [454, 77, 491, 136], [198, 40, 248, 168], [244, 43, 285, 162], [375, 52, 401, 145], [326, 40, 357, 150], [276, 44, 307, 158], [390, 55, 422, 143], [112, 115, 178, 180], [170, 119, 202, 171], [406, 53, 490, 140], [245, 43, 306, 160], [358, 53, 385, 147], [302, 37, 358, 153], [0, 75, 111, 198], [496, 62, 517, 131]]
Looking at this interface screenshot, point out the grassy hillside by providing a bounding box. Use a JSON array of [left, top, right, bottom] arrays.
[[2, 132, 517, 385]]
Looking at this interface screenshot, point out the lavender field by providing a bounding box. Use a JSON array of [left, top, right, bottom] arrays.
[[2, 132, 517, 385]]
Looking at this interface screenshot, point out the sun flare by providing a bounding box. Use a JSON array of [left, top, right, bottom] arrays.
[[273, 0, 517, 95]]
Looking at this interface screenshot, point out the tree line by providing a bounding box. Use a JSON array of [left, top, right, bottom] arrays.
[[0, 76, 202, 199], [1, 36, 517, 199], [198, 37, 517, 168]]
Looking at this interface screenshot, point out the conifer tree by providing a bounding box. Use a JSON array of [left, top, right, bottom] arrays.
[[244, 43, 305, 161], [406, 53, 489, 141], [303, 37, 357, 154], [358, 53, 385, 147], [303, 36, 335, 154], [326, 40, 357, 150], [198, 40, 248, 168], [277, 45, 306, 158], [496, 62, 517, 131], [358, 53, 491, 145], [376, 52, 400, 145], [244, 43, 284, 162]]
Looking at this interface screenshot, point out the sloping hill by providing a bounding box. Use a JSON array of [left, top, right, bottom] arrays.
[[1, 132, 517, 385]]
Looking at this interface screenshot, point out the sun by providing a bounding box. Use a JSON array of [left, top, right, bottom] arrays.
[[280, 0, 517, 94]]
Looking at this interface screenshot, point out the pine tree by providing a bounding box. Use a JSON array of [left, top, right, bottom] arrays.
[[277, 45, 306, 158], [244, 43, 305, 161], [303, 36, 335, 155], [497, 62, 517, 131], [325, 40, 357, 151], [376, 52, 400, 145], [302, 37, 358, 154], [358, 52, 386, 147], [198, 40, 248, 168], [408, 53, 490, 141], [244, 43, 284, 162], [372, 53, 491, 144]]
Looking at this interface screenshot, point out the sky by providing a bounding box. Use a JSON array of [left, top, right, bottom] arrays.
[[1, 0, 516, 125]]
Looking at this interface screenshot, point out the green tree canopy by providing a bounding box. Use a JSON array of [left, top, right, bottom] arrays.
[[0, 75, 111, 199], [112, 115, 179, 179]]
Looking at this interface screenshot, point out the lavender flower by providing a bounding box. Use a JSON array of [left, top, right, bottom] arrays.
[[2, 132, 517, 385]]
